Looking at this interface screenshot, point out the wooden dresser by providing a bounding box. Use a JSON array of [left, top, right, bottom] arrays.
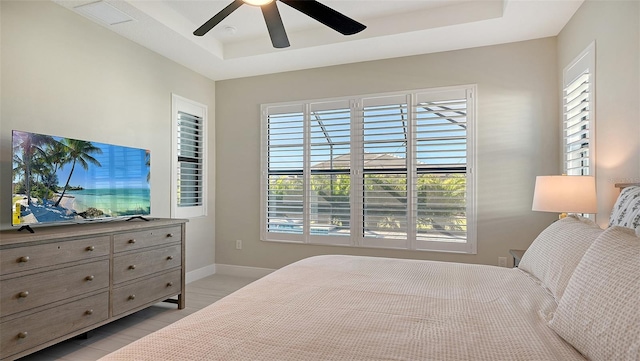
[[0, 218, 187, 361]]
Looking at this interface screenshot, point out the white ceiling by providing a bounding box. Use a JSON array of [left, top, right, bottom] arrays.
[[53, 0, 584, 81]]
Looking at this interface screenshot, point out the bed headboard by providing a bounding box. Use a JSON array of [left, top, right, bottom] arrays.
[[615, 183, 640, 190]]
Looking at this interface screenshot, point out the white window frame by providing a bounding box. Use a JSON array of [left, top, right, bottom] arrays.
[[260, 85, 477, 253], [171, 94, 208, 218], [563, 42, 595, 177]]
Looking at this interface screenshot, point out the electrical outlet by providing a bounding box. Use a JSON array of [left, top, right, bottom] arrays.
[[235, 239, 242, 250], [498, 257, 507, 268]]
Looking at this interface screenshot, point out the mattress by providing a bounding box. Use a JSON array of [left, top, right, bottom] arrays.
[[99, 255, 585, 360]]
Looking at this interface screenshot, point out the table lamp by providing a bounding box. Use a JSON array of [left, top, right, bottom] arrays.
[[532, 175, 597, 218]]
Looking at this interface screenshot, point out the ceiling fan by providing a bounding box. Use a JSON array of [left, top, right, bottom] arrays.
[[193, 0, 366, 49]]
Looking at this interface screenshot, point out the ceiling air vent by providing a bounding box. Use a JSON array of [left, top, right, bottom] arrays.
[[74, 1, 135, 26]]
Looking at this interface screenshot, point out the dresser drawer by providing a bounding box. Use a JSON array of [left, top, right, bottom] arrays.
[[113, 226, 181, 253], [1, 292, 108, 359], [113, 244, 181, 284], [0, 260, 109, 317], [112, 269, 181, 316], [0, 236, 110, 275]]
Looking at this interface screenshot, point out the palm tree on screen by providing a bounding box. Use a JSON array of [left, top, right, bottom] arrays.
[[54, 139, 102, 207], [145, 150, 151, 183], [13, 132, 56, 206], [39, 141, 69, 193]]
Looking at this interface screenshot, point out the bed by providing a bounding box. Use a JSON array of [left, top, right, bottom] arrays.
[[99, 185, 640, 361]]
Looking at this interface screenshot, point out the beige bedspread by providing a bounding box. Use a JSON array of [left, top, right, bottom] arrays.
[[99, 255, 585, 360]]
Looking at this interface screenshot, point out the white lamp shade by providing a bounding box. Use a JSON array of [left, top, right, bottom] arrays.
[[532, 175, 597, 214]]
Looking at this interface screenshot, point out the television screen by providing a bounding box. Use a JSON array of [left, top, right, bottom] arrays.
[[12, 130, 150, 227]]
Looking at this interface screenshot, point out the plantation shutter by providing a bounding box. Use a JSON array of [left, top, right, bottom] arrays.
[[260, 85, 476, 253], [360, 95, 410, 248], [177, 111, 203, 207], [564, 71, 591, 175], [308, 100, 352, 244], [563, 42, 594, 177], [263, 104, 305, 242], [172, 94, 207, 218], [413, 89, 470, 251]]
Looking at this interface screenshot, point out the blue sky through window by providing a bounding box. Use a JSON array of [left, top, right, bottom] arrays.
[[268, 98, 467, 171]]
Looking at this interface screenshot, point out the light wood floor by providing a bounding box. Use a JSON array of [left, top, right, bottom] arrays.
[[17, 274, 259, 361]]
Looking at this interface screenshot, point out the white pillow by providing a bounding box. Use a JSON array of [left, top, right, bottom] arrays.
[[518, 215, 603, 301], [550, 226, 640, 361], [609, 186, 640, 235]]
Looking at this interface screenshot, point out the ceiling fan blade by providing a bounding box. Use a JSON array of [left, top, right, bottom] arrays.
[[193, 0, 244, 36], [261, 2, 290, 48], [280, 0, 366, 35]]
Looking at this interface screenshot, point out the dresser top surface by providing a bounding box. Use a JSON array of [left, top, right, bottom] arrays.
[[0, 218, 187, 247]]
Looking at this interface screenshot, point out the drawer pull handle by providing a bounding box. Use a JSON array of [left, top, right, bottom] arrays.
[[18, 291, 29, 298], [128, 295, 136, 300], [167, 233, 174, 238], [167, 282, 174, 287], [129, 265, 136, 270], [128, 239, 136, 244], [86, 275, 95, 281], [85, 309, 94, 315], [17, 332, 28, 339], [18, 256, 30, 263], [86, 246, 95, 251], [167, 256, 174, 261]]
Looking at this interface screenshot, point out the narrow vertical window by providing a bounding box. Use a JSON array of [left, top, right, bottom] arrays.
[[360, 95, 410, 248], [309, 101, 352, 243], [172, 94, 207, 218], [264, 105, 305, 240], [563, 42, 595, 176], [414, 89, 470, 250], [177, 111, 203, 207]]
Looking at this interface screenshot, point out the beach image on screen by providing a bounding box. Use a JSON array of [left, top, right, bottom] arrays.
[[12, 130, 150, 226]]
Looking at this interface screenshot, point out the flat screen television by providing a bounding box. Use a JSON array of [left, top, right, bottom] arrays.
[[12, 130, 150, 228]]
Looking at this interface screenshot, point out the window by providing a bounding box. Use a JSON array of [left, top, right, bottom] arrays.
[[563, 42, 595, 176], [261, 86, 476, 253], [171, 94, 207, 218]]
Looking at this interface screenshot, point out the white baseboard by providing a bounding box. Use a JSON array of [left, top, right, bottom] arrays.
[[215, 264, 275, 279], [185, 263, 275, 284], [186, 264, 216, 284]]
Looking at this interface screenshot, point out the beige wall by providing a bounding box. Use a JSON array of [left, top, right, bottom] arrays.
[[4, 0, 636, 274], [557, 0, 640, 226], [0, 1, 216, 273], [216, 38, 560, 269]]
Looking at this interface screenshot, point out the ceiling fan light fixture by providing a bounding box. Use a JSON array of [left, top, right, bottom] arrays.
[[242, 0, 274, 6], [194, 0, 366, 48]]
